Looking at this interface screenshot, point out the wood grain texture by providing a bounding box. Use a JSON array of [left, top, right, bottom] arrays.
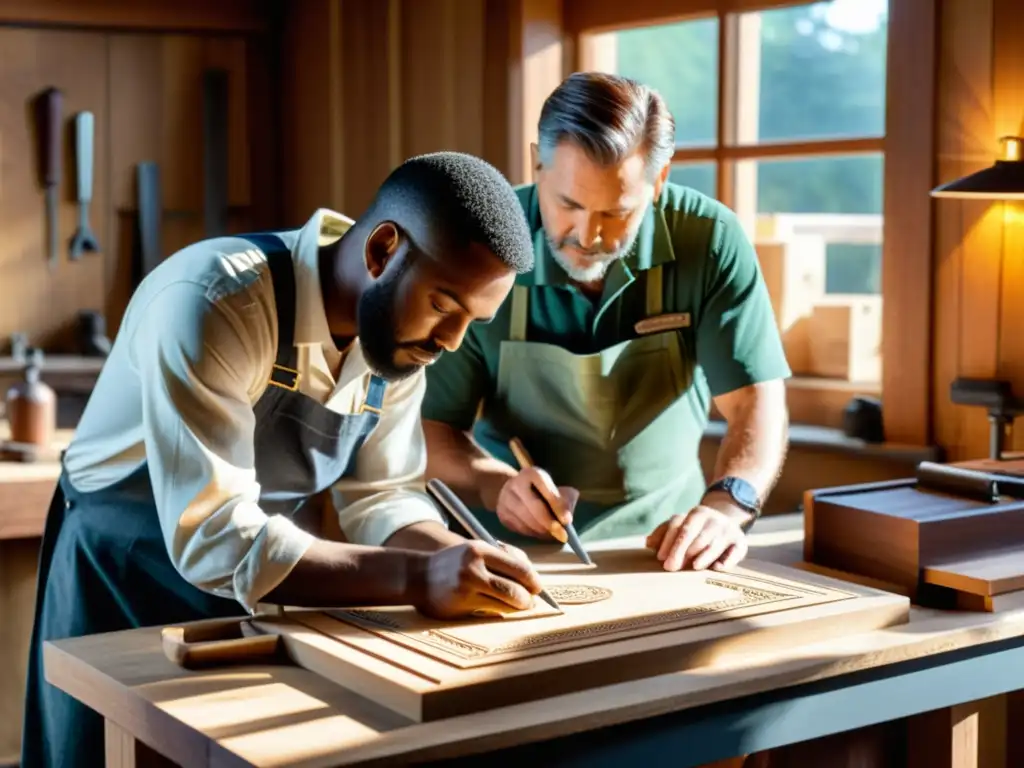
[[249, 555, 908, 723], [880, 0, 936, 446], [0, 0, 270, 32], [41, 585, 1024, 767], [0, 28, 109, 350], [805, 478, 1024, 602], [923, 550, 1024, 598], [1, 24, 277, 347], [932, 0, 1024, 462], [280, 0, 526, 225]]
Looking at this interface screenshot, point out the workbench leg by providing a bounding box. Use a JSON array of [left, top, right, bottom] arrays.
[[104, 720, 178, 768], [906, 695, 1007, 768]]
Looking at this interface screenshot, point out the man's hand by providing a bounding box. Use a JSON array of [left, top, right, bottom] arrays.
[[645, 505, 749, 572], [495, 467, 579, 542], [411, 539, 544, 619]]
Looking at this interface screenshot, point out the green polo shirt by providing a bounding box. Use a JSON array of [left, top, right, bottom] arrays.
[[423, 181, 791, 497]]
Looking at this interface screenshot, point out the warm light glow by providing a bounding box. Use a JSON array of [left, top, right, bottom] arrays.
[[1001, 136, 1022, 162]]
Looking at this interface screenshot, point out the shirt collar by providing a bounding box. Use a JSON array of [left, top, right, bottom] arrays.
[[290, 207, 355, 347], [519, 183, 677, 288]]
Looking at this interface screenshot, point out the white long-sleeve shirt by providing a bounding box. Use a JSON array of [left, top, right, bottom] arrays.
[[62, 208, 446, 613]]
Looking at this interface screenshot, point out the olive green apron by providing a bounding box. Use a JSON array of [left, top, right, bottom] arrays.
[[477, 263, 707, 543]]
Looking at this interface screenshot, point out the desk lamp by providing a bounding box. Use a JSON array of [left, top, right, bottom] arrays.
[[931, 136, 1024, 459]]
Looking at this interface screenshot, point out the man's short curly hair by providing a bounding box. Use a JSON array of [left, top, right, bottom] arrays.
[[367, 151, 534, 274]]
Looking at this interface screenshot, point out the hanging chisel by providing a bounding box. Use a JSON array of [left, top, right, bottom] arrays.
[[69, 111, 100, 260], [34, 87, 63, 270]]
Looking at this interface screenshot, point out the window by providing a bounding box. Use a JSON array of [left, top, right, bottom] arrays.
[[581, 1, 890, 426]]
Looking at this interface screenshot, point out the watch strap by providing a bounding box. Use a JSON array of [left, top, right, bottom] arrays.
[[704, 476, 761, 532]]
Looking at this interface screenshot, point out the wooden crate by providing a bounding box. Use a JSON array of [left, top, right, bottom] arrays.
[[251, 550, 908, 722], [754, 238, 827, 375], [806, 295, 882, 381]]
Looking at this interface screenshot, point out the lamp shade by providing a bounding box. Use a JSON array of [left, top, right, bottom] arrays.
[[931, 136, 1024, 200]]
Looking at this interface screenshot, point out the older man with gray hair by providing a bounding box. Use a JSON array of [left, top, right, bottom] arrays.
[[422, 72, 791, 574]]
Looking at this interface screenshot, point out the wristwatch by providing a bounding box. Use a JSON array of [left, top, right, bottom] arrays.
[[703, 476, 761, 533]]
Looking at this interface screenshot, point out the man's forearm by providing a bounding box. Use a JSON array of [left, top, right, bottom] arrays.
[[709, 381, 789, 510], [384, 520, 466, 552], [263, 539, 429, 608], [423, 419, 516, 510]]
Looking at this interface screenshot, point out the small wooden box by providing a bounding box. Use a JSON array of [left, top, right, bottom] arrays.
[[804, 478, 1024, 603], [755, 238, 826, 375], [806, 295, 881, 381]]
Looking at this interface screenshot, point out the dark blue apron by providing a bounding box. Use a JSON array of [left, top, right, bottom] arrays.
[[20, 234, 388, 768]]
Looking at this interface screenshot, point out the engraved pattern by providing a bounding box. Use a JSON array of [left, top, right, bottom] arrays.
[[547, 584, 613, 604], [335, 579, 796, 660]]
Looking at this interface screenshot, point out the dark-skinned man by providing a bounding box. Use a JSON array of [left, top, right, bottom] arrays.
[[422, 73, 791, 573], [22, 152, 544, 768]]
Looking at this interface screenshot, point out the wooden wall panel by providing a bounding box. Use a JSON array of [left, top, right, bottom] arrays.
[[0, 24, 278, 346], [340, 0, 394, 218], [879, 0, 936, 446], [931, 0, 1024, 462], [0, 0, 269, 32], [281, 0, 529, 225], [993, 0, 1024, 449], [0, 28, 110, 350]]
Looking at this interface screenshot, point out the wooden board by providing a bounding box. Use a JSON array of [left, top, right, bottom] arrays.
[[804, 478, 1024, 602], [251, 550, 909, 722], [923, 550, 1024, 597]]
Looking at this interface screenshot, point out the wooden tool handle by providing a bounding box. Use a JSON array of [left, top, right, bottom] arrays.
[[916, 461, 998, 503], [161, 617, 283, 670], [74, 111, 94, 203], [36, 87, 63, 186], [509, 437, 533, 469]]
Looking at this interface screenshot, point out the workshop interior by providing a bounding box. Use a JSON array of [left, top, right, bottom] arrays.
[[2, 1, 1024, 767]]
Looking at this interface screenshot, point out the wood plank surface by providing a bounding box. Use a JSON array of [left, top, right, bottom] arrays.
[[252, 554, 907, 722], [44, 588, 1024, 768], [38, 519, 1024, 768], [924, 551, 1024, 597]]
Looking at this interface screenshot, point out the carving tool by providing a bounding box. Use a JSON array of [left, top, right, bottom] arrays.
[[509, 437, 592, 566], [34, 87, 63, 269], [69, 111, 100, 260], [425, 478, 561, 612]]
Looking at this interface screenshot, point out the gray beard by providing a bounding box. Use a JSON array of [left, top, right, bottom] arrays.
[[545, 229, 640, 284]]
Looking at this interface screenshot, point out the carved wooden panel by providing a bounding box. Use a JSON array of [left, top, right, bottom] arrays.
[[252, 551, 909, 722]]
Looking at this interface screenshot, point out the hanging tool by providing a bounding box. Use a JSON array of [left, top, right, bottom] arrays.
[[134, 162, 163, 289], [69, 111, 100, 260], [33, 87, 63, 269], [202, 68, 229, 237]]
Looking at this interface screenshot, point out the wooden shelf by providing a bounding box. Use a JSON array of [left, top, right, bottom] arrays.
[[0, 422, 71, 540], [0, 355, 105, 376]]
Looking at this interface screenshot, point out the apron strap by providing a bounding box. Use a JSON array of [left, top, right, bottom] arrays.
[[509, 285, 529, 342], [243, 233, 300, 391], [645, 264, 664, 317], [362, 375, 387, 415]]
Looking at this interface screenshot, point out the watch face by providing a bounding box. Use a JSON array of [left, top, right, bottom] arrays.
[[724, 477, 759, 510]]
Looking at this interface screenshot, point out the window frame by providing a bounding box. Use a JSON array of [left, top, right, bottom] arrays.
[[565, 0, 936, 445]]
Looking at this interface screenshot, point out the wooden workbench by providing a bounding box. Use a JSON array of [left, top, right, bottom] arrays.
[[43, 515, 1024, 767]]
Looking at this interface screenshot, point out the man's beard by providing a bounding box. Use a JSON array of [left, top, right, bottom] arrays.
[[545, 229, 640, 283], [355, 266, 440, 382]]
